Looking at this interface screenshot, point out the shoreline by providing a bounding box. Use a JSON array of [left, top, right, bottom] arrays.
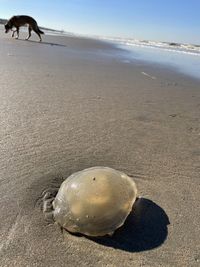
[[0, 32, 200, 267], [1, 23, 200, 81]]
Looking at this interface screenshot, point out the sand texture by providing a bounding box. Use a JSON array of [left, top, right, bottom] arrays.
[[0, 30, 200, 267]]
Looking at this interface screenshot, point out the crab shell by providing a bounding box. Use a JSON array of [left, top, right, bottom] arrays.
[[53, 167, 137, 237]]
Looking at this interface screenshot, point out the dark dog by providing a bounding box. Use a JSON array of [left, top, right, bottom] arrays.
[[4, 15, 44, 41]]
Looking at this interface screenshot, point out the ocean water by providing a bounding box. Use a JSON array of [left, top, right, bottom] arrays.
[[101, 37, 200, 80]]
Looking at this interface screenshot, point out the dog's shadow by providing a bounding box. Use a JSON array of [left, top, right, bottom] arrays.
[[17, 38, 67, 47], [87, 198, 170, 252]]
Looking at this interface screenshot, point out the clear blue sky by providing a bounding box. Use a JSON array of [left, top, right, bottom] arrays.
[[0, 0, 199, 44]]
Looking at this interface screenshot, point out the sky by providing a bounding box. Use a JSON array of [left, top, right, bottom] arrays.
[[0, 0, 199, 44]]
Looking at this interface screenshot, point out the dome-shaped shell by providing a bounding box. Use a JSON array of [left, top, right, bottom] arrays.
[[53, 167, 137, 237]]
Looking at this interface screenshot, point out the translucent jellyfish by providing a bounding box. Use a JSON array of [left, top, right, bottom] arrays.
[[53, 167, 137, 237]]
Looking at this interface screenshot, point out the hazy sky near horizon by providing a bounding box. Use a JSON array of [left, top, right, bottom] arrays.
[[0, 0, 199, 44]]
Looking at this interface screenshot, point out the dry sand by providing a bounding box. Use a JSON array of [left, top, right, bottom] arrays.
[[0, 29, 200, 267]]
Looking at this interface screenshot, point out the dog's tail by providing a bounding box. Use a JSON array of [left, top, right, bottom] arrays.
[[38, 27, 44, 34]]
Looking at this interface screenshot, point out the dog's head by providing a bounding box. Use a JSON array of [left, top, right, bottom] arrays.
[[4, 23, 12, 33]]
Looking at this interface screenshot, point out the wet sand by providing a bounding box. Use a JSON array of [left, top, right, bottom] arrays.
[[0, 30, 200, 267]]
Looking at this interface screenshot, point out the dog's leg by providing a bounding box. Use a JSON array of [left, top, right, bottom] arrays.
[[26, 26, 32, 40], [15, 27, 19, 39], [11, 29, 17, 38], [36, 31, 42, 42], [33, 27, 42, 42]]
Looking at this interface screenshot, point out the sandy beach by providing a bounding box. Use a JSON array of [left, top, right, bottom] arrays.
[[0, 30, 200, 267]]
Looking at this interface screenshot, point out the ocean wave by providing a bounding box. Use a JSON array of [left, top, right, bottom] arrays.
[[99, 36, 200, 57]]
